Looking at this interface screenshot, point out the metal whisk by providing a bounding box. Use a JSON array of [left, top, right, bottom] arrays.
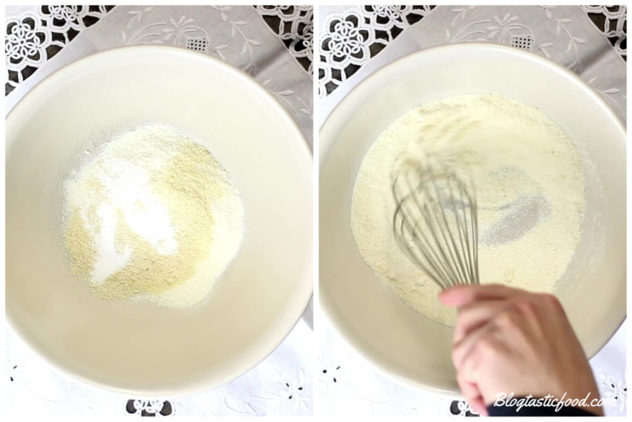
[[392, 159, 480, 289]]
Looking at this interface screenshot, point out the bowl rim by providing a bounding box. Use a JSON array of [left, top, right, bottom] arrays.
[[6, 44, 314, 396], [319, 42, 626, 394], [319, 42, 625, 155]]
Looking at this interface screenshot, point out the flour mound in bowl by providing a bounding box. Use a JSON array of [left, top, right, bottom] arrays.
[[350, 93, 586, 326], [63, 124, 244, 309]]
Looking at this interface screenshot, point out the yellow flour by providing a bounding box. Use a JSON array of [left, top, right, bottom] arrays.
[[63, 124, 244, 308], [351, 94, 586, 326]]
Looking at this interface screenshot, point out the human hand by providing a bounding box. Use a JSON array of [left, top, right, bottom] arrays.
[[439, 284, 602, 416]]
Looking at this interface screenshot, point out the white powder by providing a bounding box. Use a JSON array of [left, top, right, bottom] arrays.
[[351, 94, 586, 326], [63, 124, 244, 308], [66, 136, 180, 284]]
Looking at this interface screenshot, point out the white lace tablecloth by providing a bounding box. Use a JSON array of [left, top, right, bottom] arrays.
[[317, 5, 627, 417], [5, 5, 313, 418]]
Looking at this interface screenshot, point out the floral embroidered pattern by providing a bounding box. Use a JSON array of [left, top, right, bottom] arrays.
[[582, 5, 626, 60], [39, 5, 107, 36], [5, 12, 49, 93], [321, 11, 371, 84], [319, 6, 627, 100], [321, 364, 342, 384], [255, 5, 313, 74], [445, 10, 534, 46], [599, 373, 627, 414], [537, 6, 587, 72], [319, 5, 435, 96], [122, 11, 209, 51], [126, 399, 173, 417], [449, 399, 480, 417], [259, 369, 312, 414], [5, 5, 114, 94], [5, 5, 313, 95], [217, 367, 313, 416]]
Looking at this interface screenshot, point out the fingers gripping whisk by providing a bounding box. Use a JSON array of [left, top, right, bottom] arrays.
[[392, 160, 480, 290]]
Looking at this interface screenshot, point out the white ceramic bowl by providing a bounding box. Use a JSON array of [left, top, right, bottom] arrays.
[[319, 43, 625, 393], [6, 46, 312, 394]]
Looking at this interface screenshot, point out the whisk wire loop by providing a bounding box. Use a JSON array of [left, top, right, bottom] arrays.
[[393, 175, 452, 287], [392, 160, 479, 290]]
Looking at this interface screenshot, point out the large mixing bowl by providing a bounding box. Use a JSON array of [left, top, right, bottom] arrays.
[[6, 46, 312, 394], [319, 43, 625, 393]]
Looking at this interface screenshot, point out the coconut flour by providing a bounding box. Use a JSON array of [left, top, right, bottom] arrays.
[[63, 124, 244, 309], [351, 94, 586, 326]]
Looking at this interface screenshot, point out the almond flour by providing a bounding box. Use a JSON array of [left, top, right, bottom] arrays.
[[351, 94, 586, 326], [63, 124, 244, 308]]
